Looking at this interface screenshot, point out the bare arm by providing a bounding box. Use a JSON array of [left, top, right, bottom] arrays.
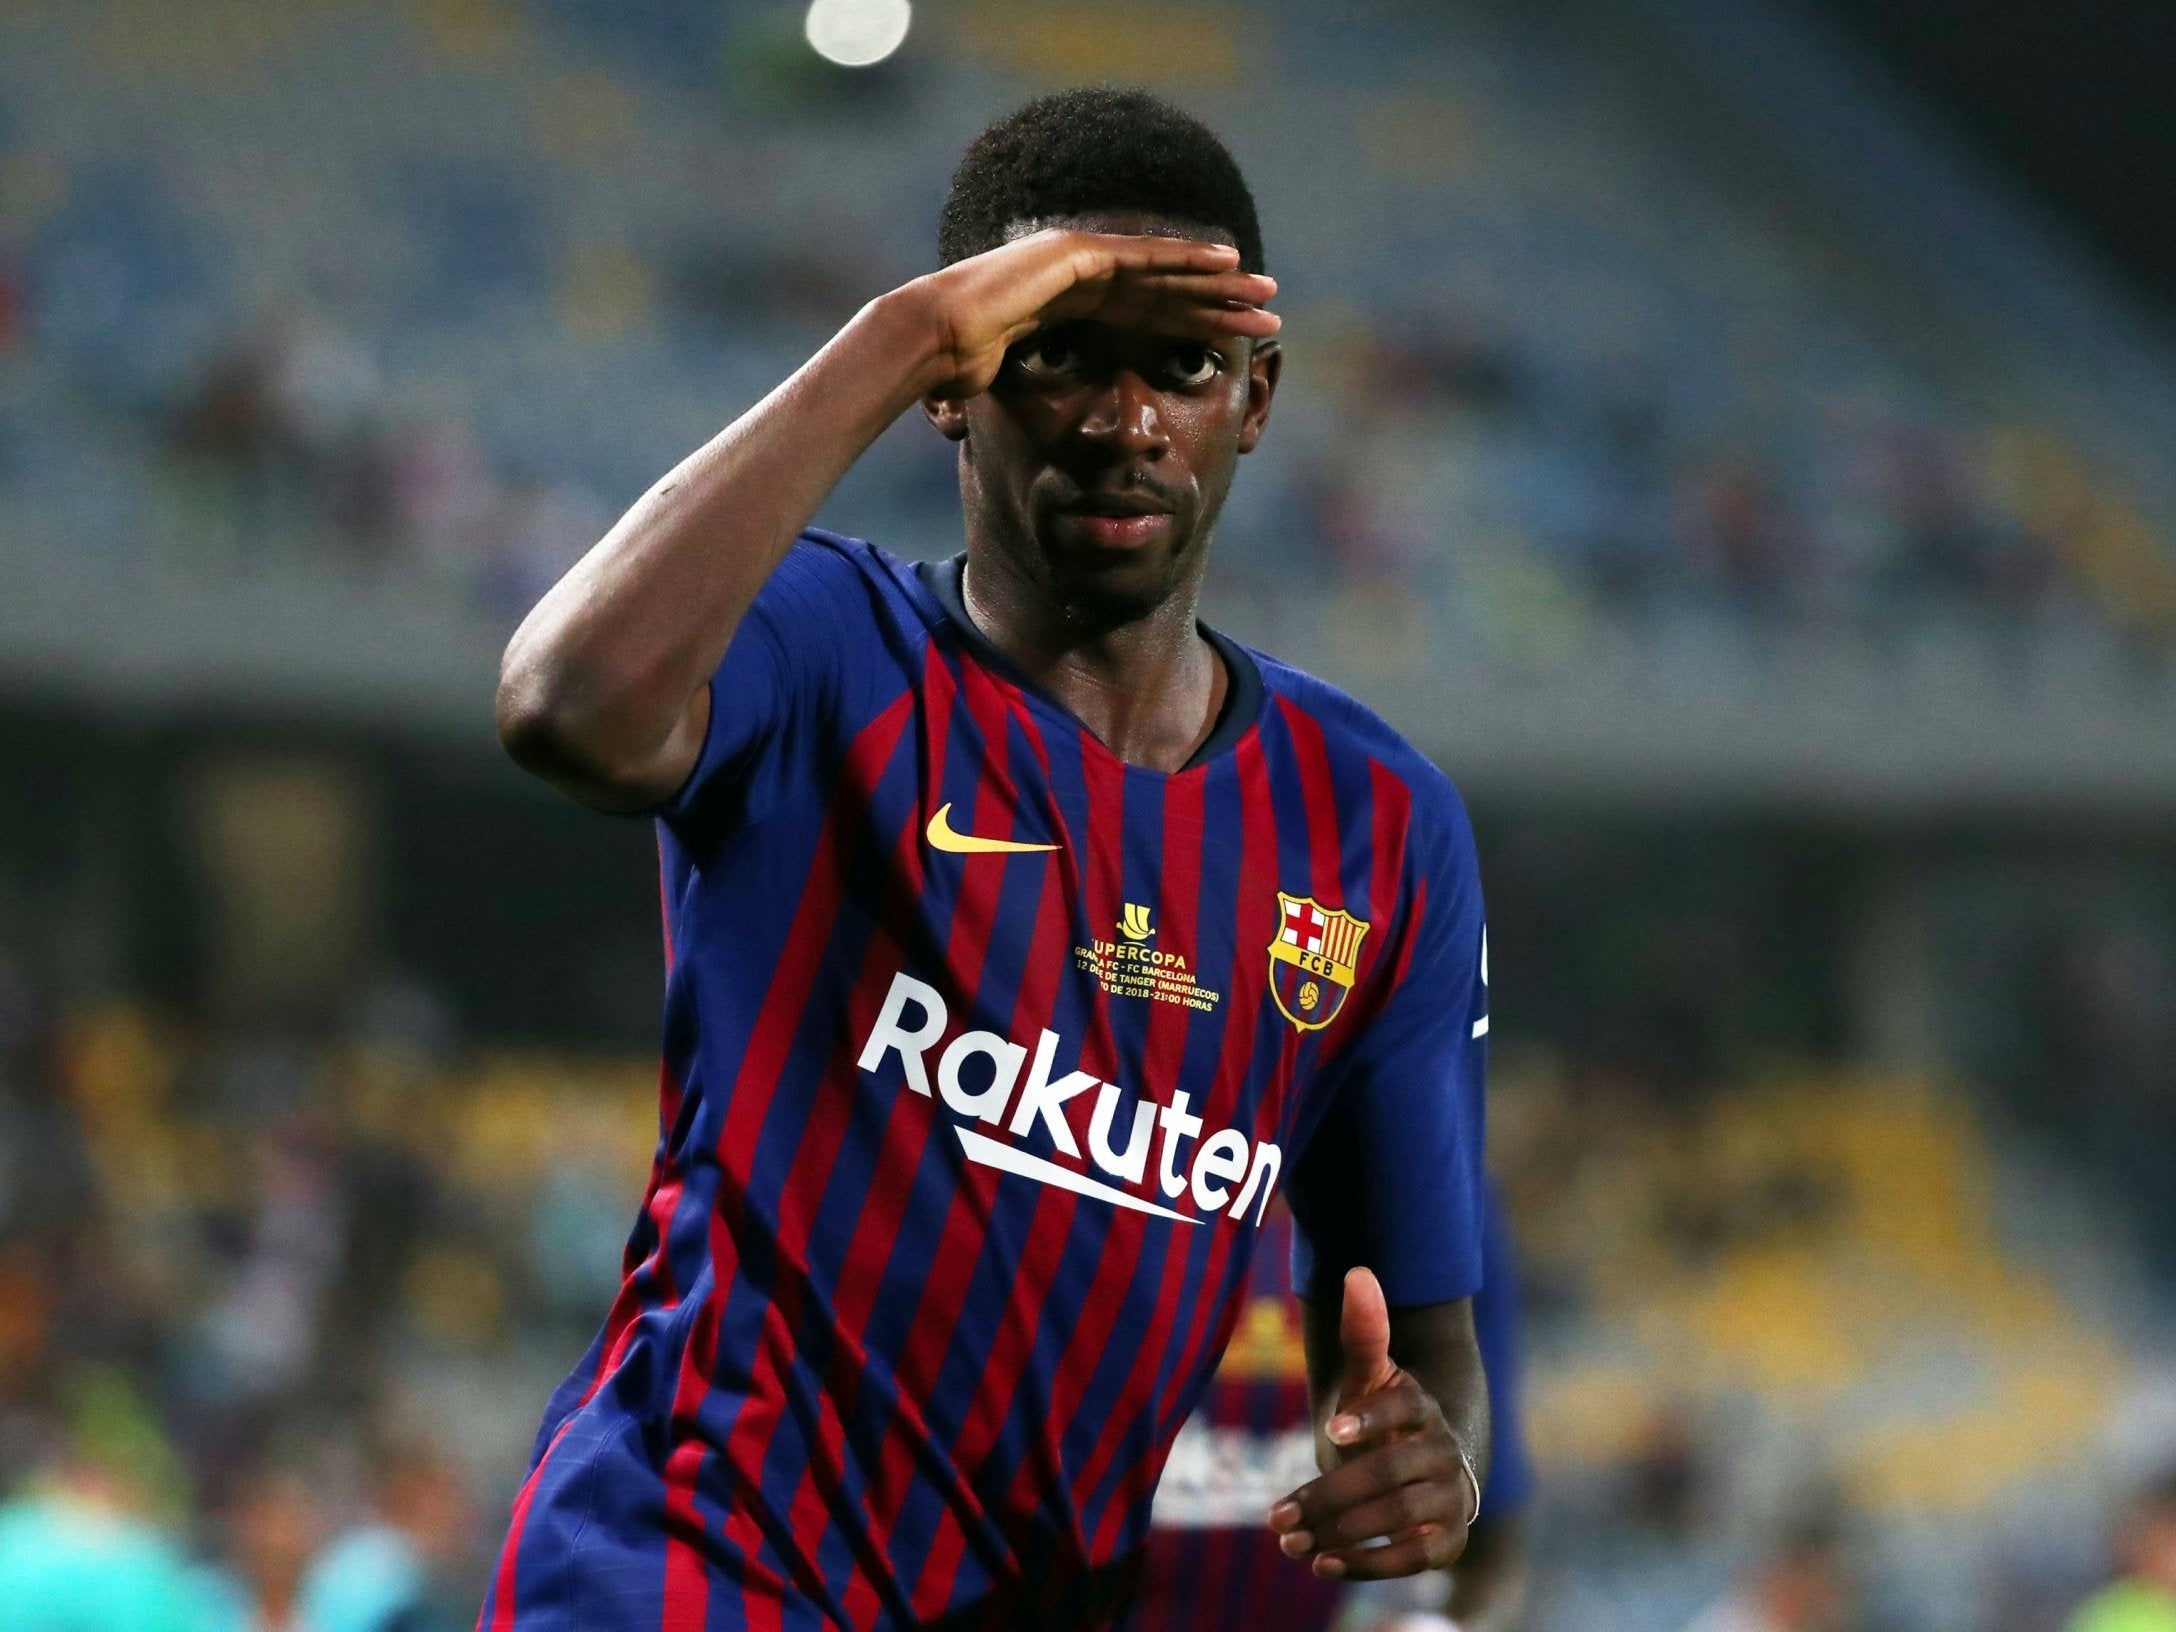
[[494, 231, 1278, 811], [1270, 1269, 1489, 1581]]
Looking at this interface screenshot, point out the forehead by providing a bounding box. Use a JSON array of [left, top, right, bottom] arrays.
[[1002, 208, 1237, 254]]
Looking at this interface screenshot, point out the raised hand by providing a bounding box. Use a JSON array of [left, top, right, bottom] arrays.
[[498, 228, 1274, 812], [1267, 1267, 1481, 1581], [908, 227, 1280, 401]]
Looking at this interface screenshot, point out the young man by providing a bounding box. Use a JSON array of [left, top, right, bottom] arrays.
[[484, 88, 1491, 1631]]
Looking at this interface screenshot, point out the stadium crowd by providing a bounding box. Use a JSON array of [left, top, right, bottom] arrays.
[[0, 950, 500, 1628], [131, 289, 2168, 671], [4, 0, 2172, 671]]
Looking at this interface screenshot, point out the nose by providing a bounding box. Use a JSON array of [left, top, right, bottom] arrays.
[[1077, 368, 1168, 461]]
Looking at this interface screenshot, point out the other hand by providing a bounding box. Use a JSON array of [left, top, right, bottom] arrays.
[[1267, 1267, 1479, 1581]]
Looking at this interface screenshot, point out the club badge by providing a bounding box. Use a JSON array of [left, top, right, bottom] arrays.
[[1267, 893, 1369, 1032]]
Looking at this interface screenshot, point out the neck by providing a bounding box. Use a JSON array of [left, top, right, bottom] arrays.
[[960, 546, 1226, 773]]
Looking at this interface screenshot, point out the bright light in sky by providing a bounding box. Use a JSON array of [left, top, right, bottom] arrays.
[[805, 0, 912, 67]]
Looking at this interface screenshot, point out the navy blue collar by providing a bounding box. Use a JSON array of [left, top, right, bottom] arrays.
[[917, 555, 1263, 771]]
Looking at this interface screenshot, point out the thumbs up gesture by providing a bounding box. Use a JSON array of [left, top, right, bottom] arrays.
[[1266, 1268, 1482, 1581]]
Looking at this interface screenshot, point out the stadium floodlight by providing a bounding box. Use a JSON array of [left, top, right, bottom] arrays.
[[805, 0, 912, 67]]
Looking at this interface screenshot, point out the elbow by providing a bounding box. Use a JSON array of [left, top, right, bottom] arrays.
[[494, 643, 683, 811], [495, 659, 565, 776], [495, 650, 589, 782], [495, 645, 617, 788]]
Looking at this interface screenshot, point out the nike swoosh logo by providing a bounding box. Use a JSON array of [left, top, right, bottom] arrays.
[[956, 1127, 1197, 1223], [925, 802, 1060, 855]]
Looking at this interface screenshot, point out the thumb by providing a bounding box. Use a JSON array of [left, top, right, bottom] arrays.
[[1335, 1266, 1397, 1406]]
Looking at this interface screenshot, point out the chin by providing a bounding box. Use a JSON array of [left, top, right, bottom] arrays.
[[1038, 534, 1197, 627]]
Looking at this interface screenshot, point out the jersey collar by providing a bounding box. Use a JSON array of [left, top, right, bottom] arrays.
[[917, 555, 1263, 772]]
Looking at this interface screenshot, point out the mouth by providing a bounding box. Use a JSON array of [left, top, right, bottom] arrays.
[[1051, 490, 1177, 551], [1064, 491, 1171, 518]]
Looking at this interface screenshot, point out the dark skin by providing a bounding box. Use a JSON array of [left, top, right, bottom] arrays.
[[494, 209, 1486, 1582]]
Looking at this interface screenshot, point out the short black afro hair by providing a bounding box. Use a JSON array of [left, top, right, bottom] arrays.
[[939, 87, 1264, 275]]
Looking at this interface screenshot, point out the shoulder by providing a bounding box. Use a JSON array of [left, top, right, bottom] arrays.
[[1249, 645, 1476, 875], [740, 532, 945, 704], [757, 529, 938, 631]]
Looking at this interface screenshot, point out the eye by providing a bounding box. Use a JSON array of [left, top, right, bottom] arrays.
[[1014, 334, 1083, 379], [1165, 345, 1221, 387]]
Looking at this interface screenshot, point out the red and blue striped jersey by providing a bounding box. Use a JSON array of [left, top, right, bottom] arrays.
[[480, 533, 1490, 1632]]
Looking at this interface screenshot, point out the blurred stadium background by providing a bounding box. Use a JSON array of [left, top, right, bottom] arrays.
[[2, 0, 2174, 1627]]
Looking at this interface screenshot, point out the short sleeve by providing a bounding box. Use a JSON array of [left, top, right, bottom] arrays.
[[1473, 1184, 1532, 1513], [655, 537, 863, 833], [1288, 787, 1488, 1309]]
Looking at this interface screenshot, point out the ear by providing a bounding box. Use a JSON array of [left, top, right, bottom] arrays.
[[921, 395, 972, 443], [1237, 340, 1282, 455]]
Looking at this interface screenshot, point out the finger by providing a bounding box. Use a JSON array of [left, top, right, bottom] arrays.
[[1311, 1523, 1466, 1582], [1271, 1435, 1461, 1532], [1325, 1379, 1438, 1450], [1079, 231, 1244, 272], [1054, 293, 1280, 345], [1285, 1476, 1467, 1554], [1102, 303, 1283, 344], [959, 234, 1255, 355], [1205, 305, 1283, 338], [1105, 269, 1279, 307], [1028, 230, 1240, 293], [1337, 1268, 1395, 1405], [1069, 271, 1279, 335]]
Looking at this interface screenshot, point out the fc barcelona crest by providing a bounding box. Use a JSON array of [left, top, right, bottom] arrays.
[[1268, 893, 1370, 1032]]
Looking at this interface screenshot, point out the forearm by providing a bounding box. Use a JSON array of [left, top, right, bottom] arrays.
[[495, 287, 944, 806], [1389, 1304, 1489, 1499]]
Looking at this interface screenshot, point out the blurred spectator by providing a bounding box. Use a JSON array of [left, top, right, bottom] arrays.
[[1620, 1403, 1707, 1542], [205, 1461, 330, 1632], [1292, 449, 1421, 590], [1676, 457, 1802, 621], [299, 1443, 475, 1632], [168, 317, 403, 569], [0, 1442, 220, 1631], [0, 958, 93, 1245], [1683, 1510, 1860, 1632], [2066, 1472, 2176, 1632], [171, 337, 281, 488], [190, 1117, 348, 1412]]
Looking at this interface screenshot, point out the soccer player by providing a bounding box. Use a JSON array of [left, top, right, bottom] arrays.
[[485, 88, 1492, 1630]]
